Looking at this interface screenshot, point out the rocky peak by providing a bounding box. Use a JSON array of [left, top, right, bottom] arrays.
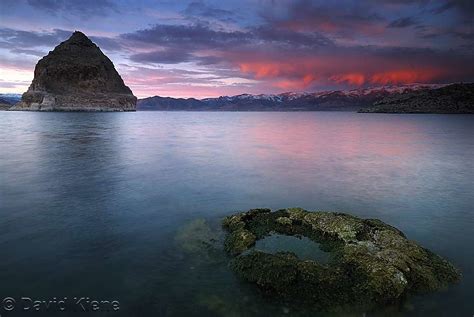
[[57, 31, 95, 49], [11, 31, 136, 111]]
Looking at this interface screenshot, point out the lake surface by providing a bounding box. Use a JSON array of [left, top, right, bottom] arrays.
[[252, 234, 331, 263], [0, 111, 473, 316]]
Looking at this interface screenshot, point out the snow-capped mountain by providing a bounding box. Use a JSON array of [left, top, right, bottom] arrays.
[[0, 93, 22, 106], [137, 83, 449, 111]]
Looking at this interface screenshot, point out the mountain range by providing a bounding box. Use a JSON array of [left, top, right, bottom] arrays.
[[359, 83, 474, 113], [137, 84, 448, 111], [0, 94, 21, 103], [2, 83, 472, 113]]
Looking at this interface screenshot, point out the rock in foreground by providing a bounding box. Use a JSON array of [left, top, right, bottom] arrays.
[[359, 83, 474, 114], [10, 31, 136, 112], [223, 208, 460, 310]]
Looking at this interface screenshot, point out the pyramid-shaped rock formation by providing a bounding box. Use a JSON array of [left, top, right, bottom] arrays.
[[11, 31, 136, 111]]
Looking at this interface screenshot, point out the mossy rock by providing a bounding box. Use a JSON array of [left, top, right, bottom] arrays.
[[174, 218, 225, 264], [222, 208, 461, 309]]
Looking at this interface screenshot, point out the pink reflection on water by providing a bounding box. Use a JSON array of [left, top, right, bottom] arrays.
[[237, 114, 426, 163]]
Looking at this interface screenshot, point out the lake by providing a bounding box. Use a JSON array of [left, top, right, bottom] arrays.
[[0, 111, 473, 316]]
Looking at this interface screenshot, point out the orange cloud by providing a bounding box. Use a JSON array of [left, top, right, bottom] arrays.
[[239, 62, 319, 89], [126, 47, 464, 97], [370, 69, 442, 85], [238, 55, 447, 90], [328, 69, 442, 86], [271, 74, 317, 90], [330, 73, 365, 85], [239, 62, 293, 79]]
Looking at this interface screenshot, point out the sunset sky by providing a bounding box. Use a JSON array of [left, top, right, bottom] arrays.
[[0, 0, 473, 98]]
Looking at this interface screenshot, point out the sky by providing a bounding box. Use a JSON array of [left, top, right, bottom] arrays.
[[0, 0, 473, 98]]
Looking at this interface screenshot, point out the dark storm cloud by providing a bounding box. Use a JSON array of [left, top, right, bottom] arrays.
[[415, 24, 473, 43], [121, 24, 250, 51], [121, 24, 332, 48], [26, 0, 117, 17], [0, 28, 70, 48], [433, 0, 474, 16], [121, 23, 333, 64], [130, 48, 194, 64], [375, 0, 429, 4], [450, 30, 474, 40], [388, 17, 418, 28], [259, 0, 472, 51], [89, 36, 123, 51], [119, 16, 474, 89], [10, 48, 45, 56], [260, 0, 385, 38], [252, 25, 333, 48], [376, 0, 473, 15], [0, 28, 123, 54], [1, 0, 473, 97], [183, 1, 236, 22]]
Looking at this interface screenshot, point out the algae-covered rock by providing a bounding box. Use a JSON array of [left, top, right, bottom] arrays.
[[175, 219, 217, 254], [175, 218, 224, 264], [196, 294, 242, 317], [222, 208, 461, 309], [224, 229, 256, 256]]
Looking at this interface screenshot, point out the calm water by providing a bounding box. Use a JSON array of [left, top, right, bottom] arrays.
[[0, 112, 473, 316], [252, 234, 331, 263]]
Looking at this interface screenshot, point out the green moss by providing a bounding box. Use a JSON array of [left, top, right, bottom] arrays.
[[276, 216, 292, 226], [224, 228, 257, 256], [232, 251, 299, 291], [174, 218, 225, 265], [175, 219, 216, 254], [222, 208, 461, 309], [196, 294, 241, 317]]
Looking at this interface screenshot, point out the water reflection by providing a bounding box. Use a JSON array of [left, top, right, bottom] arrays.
[[0, 112, 473, 316]]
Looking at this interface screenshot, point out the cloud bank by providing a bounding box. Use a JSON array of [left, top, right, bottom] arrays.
[[0, 0, 472, 97]]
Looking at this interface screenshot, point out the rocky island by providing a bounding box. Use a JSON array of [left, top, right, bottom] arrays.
[[10, 31, 136, 112], [359, 83, 474, 114], [223, 208, 460, 310]]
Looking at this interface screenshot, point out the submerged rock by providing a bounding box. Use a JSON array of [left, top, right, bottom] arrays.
[[196, 294, 242, 317], [223, 208, 460, 309], [174, 218, 225, 265], [10, 31, 136, 112]]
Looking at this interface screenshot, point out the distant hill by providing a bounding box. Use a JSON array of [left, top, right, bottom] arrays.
[[359, 83, 474, 114], [0, 103, 12, 110], [138, 96, 204, 111], [137, 84, 446, 111], [6, 83, 471, 113], [0, 94, 21, 110]]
